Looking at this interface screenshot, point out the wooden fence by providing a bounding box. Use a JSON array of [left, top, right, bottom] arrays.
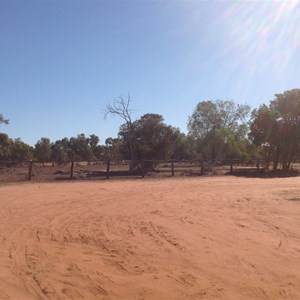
[[0, 159, 261, 183]]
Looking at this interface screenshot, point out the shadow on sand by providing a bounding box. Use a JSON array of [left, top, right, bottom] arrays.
[[228, 168, 300, 178]]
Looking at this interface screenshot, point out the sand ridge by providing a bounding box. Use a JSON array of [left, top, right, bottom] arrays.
[[0, 177, 299, 299]]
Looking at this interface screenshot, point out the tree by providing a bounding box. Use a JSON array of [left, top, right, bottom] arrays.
[[119, 113, 180, 161], [87, 134, 103, 160], [0, 115, 10, 160], [88, 134, 100, 151], [0, 134, 33, 161], [249, 89, 300, 171], [188, 100, 250, 162], [51, 139, 70, 161], [271, 89, 300, 171], [104, 95, 135, 167], [170, 132, 197, 160], [0, 133, 12, 160], [34, 138, 52, 162], [249, 105, 279, 169], [0, 114, 9, 126], [68, 134, 96, 161], [10, 138, 33, 161], [104, 137, 123, 161]]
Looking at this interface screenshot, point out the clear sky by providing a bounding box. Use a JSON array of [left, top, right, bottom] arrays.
[[1, 0, 300, 145]]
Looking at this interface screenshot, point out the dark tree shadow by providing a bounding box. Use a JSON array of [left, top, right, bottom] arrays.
[[228, 168, 300, 178]]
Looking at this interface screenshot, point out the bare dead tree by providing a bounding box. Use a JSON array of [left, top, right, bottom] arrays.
[[104, 94, 135, 169]]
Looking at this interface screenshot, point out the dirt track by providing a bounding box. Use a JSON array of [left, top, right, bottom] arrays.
[[0, 177, 300, 299]]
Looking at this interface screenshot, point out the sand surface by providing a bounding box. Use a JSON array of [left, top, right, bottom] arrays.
[[0, 177, 300, 299]]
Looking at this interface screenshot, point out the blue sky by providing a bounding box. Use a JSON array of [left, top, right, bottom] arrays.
[[1, 0, 300, 145]]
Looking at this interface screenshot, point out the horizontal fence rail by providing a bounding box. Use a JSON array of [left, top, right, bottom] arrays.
[[0, 158, 270, 183]]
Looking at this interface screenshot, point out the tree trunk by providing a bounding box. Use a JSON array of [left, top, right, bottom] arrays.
[[272, 148, 280, 171], [127, 122, 135, 171], [211, 142, 215, 163], [273, 160, 278, 171], [282, 161, 288, 172], [211, 127, 216, 163]]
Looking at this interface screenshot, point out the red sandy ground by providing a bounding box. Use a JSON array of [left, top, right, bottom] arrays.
[[0, 177, 299, 299]]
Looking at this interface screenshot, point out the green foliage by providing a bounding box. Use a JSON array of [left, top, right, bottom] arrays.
[[10, 138, 33, 161], [68, 134, 96, 161], [88, 134, 104, 159], [249, 89, 300, 171], [171, 133, 197, 160], [0, 133, 11, 160], [119, 113, 183, 161], [103, 137, 122, 161], [1, 89, 299, 171], [0, 133, 33, 161], [51, 138, 70, 161], [34, 138, 52, 162], [88, 134, 100, 151], [188, 99, 250, 162], [50, 134, 102, 161]]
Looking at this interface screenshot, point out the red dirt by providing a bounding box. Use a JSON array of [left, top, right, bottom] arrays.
[[0, 177, 299, 299]]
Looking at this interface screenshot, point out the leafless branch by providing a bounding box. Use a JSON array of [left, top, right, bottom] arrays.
[[103, 94, 136, 165], [103, 94, 134, 125]]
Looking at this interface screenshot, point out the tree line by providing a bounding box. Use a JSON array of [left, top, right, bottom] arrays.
[[1, 88, 300, 172]]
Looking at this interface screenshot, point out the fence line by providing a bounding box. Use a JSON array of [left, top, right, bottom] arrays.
[[0, 159, 262, 183]]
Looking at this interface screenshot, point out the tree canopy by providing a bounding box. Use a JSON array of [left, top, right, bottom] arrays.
[[249, 89, 300, 171], [119, 113, 182, 161], [1, 89, 300, 174], [188, 100, 250, 162], [0, 133, 33, 161]]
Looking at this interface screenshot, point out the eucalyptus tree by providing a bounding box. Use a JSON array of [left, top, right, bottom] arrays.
[[10, 138, 33, 161], [0, 133, 11, 160], [68, 134, 96, 161], [250, 89, 300, 171], [119, 113, 181, 161], [188, 100, 250, 162], [34, 138, 52, 162]]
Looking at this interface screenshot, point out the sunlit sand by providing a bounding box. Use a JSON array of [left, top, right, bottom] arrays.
[[0, 177, 299, 299]]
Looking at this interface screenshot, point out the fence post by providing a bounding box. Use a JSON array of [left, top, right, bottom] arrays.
[[256, 159, 260, 170], [70, 161, 74, 179], [230, 163, 233, 174], [171, 161, 174, 176], [129, 160, 133, 175], [200, 160, 204, 175], [28, 161, 33, 181], [106, 160, 110, 179], [141, 160, 145, 178]]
